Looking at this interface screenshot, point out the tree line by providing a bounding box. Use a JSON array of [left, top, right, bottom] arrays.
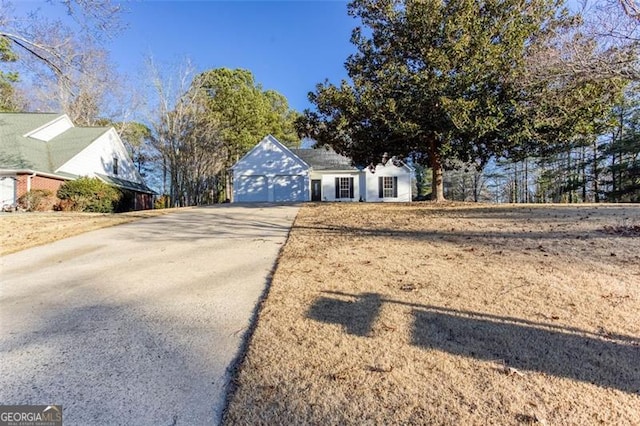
[[1, 1, 299, 206], [2, 0, 638, 205], [296, 0, 639, 203]]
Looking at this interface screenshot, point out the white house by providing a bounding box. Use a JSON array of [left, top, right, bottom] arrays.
[[0, 112, 155, 210], [231, 135, 413, 203]]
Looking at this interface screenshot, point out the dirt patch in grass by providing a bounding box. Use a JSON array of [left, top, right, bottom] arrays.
[[0, 208, 187, 255], [224, 203, 640, 425]]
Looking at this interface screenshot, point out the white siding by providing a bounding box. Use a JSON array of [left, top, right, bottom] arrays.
[[57, 129, 144, 184], [310, 171, 363, 202], [364, 163, 413, 202], [26, 115, 73, 141], [233, 136, 309, 203]]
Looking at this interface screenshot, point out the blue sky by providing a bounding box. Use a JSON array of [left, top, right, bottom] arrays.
[[107, 1, 357, 112]]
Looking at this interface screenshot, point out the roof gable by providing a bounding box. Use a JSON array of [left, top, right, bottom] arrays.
[[369, 159, 414, 173], [232, 135, 309, 174], [0, 112, 108, 174], [49, 127, 109, 171]]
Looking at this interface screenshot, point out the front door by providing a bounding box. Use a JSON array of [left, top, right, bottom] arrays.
[[311, 179, 322, 201]]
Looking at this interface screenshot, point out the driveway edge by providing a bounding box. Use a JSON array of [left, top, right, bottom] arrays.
[[217, 207, 301, 425]]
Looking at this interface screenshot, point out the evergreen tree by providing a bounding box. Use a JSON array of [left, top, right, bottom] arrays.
[[298, 0, 568, 201]]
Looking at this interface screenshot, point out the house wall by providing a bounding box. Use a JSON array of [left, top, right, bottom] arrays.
[[364, 163, 413, 202], [233, 136, 310, 202], [57, 129, 144, 184], [310, 171, 363, 202], [135, 193, 154, 211], [26, 115, 74, 141], [16, 174, 66, 199]]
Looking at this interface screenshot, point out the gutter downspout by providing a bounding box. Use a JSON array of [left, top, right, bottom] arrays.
[[25, 172, 37, 210], [26, 172, 37, 193]]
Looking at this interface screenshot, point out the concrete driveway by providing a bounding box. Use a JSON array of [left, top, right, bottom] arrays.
[[0, 205, 299, 425]]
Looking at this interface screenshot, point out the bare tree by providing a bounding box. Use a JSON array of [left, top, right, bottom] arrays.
[[1, 0, 125, 123], [0, 0, 122, 88], [618, 0, 640, 20], [146, 58, 226, 206]]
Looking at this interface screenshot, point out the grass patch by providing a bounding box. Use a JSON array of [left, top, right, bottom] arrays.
[[0, 208, 188, 255], [224, 202, 640, 425]]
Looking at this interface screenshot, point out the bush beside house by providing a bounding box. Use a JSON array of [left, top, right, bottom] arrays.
[[16, 189, 57, 212], [57, 177, 122, 213]]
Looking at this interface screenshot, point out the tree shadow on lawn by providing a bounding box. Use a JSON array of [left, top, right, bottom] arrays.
[[295, 203, 640, 242], [307, 291, 640, 394], [307, 293, 382, 337]]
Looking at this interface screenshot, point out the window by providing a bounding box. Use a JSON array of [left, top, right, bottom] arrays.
[[112, 157, 119, 175], [378, 176, 398, 198], [335, 177, 354, 199]]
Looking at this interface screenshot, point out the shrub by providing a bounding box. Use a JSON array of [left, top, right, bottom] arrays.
[[57, 177, 122, 213], [154, 194, 170, 209], [17, 189, 56, 212]]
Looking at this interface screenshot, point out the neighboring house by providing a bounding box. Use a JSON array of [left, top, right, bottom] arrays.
[[231, 135, 413, 203], [0, 112, 155, 210]]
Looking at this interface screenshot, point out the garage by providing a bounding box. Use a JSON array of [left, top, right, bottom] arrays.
[[234, 175, 268, 202], [0, 176, 15, 207], [274, 175, 305, 202], [232, 135, 310, 203]]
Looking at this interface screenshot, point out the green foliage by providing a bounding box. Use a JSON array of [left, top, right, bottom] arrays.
[[604, 97, 640, 202], [154, 195, 170, 209], [17, 189, 55, 212], [0, 36, 18, 62], [299, 0, 572, 201], [57, 177, 122, 212], [194, 68, 300, 163], [112, 121, 154, 175], [0, 36, 19, 112]]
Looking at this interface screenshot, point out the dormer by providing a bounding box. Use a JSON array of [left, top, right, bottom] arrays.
[[23, 114, 74, 142]]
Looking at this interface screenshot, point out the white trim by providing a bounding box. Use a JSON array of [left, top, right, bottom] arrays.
[[22, 114, 73, 141], [232, 135, 309, 171], [0, 169, 73, 180], [56, 128, 146, 185]]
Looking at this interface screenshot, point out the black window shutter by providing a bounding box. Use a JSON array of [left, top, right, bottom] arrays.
[[393, 177, 398, 198], [335, 177, 340, 199], [349, 177, 354, 198], [378, 177, 383, 198]]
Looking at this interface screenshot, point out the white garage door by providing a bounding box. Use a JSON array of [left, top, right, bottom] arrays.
[[274, 175, 305, 202], [0, 177, 15, 207], [235, 175, 268, 202]]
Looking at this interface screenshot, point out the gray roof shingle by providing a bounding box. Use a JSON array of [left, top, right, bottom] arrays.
[[290, 147, 358, 171], [0, 112, 108, 173]]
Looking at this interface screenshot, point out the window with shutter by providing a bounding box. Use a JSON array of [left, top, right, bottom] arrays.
[[336, 177, 353, 199]]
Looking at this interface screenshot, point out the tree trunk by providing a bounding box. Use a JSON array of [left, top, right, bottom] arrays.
[[524, 158, 529, 203], [581, 145, 587, 202], [593, 138, 600, 203], [429, 137, 445, 202], [430, 156, 445, 202]]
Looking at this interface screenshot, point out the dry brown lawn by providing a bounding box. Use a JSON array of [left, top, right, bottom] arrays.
[[224, 203, 640, 425], [0, 208, 185, 255]]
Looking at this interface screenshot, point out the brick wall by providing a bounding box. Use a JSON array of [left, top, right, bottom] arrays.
[[135, 193, 154, 210], [16, 174, 66, 198]]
